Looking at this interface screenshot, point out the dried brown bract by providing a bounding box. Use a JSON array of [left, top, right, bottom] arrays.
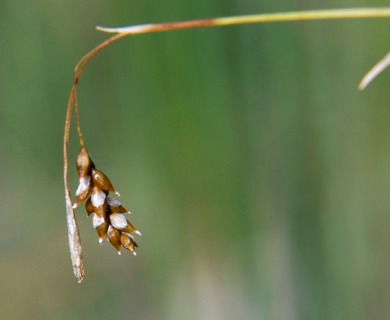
[[73, 147, 141, 255]]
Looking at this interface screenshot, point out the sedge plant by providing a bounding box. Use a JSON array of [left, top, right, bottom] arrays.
[[65, 7, 390, 283]]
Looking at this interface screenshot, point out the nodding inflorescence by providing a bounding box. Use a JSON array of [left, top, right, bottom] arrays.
[[73, 146, 141, 255]]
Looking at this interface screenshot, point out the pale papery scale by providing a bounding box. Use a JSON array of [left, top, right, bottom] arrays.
[[75, 175, 91, 196], [122, 232, 134, 239], [109, 213, 128, 229], [91, 187, 106, 208], [107, 197, 121, 207], [92, 214, 105, 228]]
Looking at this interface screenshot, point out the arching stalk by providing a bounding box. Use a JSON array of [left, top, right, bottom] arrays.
[[64, 7, 390, 283]]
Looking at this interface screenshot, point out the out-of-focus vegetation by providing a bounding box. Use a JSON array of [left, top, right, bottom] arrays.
[[1, 1, 390, 319]]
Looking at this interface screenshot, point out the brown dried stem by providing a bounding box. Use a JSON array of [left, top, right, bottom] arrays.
[[64, 86, 84, 283]]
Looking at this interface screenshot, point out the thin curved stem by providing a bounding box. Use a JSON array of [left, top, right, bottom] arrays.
[[74, 91, 85, 147], [359, 52, 390, 90], [64, 7, 390, 282], [63, 33, 130, 284], [74, 33, 129, 82]]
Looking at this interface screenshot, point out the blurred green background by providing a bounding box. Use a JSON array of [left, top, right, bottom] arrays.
[[1, 1, 390, 319]]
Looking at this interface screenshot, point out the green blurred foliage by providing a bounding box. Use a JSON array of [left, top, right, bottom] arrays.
[[0, 1, 390, 319]]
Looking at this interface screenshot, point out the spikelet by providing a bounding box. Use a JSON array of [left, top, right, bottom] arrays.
[[73, 147, 141, 255]]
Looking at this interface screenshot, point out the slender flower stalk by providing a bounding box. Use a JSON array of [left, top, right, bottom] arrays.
[[64, 7, 390, 283]]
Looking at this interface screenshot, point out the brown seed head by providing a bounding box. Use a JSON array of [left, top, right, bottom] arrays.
[[93, 202, 107, 219], [93, 214, 109, 244], [76, 147, 93, 178], [107, 197, 129, 214], [85, 197, 94, 216], [122, 221, 140, 235], [110, 213, 140, 235], [73, 147, 140, 255], [107, 225, 122, 254], [91, 169, 118, 194], [73, 176, 93, 208], [120, 233, 137, 255]]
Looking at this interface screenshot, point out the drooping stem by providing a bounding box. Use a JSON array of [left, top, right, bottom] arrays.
[[64, 7, 390, 282]]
